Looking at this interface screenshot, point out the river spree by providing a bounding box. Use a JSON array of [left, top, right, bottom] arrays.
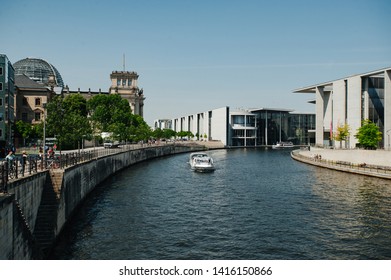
[[50, 148, 391, 259]]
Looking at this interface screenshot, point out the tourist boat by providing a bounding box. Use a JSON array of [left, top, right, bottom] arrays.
[[189, 152, 215, 172], [272, 141, 294, 149]]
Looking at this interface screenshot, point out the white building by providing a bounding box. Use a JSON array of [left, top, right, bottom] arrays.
[[172, 106, 229, 145], [153, 119, 172, 130], [294, 67, 391, 149]]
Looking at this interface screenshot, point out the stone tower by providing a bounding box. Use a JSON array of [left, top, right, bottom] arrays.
[[109, 70, 145, 116]]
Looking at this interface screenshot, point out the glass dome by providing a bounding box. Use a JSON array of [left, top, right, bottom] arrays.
[[13, 57, 64, 88]]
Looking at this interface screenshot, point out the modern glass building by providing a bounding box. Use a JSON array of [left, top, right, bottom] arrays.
[[250, 108, 315, 146], [13, 57, 64, 88], [0, 54, 15, 156]]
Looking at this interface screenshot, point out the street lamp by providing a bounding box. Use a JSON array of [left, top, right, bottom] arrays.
[[43, 102, 47, 157]]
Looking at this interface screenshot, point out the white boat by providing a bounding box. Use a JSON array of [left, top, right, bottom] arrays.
[[189, 152, 215, 172], [272, 141, 294, 149]]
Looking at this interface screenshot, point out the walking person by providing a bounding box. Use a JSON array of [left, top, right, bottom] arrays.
[[21, 151, 28, 175]]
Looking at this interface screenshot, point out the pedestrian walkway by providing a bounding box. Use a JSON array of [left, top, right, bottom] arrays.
[[291, 147, 391, 179]]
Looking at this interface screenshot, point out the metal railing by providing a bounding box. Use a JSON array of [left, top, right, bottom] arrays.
[[0, 142, 197, 193]]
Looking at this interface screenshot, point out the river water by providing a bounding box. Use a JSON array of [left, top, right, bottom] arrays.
[[50, 148, 391, 259]]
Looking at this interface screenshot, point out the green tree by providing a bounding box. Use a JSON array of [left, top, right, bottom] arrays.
[[152, 128, 177, 140], [163, 129, 176, 140], [46, 94, 91, 149], [333, 123, 350, 148], [355, 119, 382, 149], [88, 94, 152, 143], [186, 131, 194, 139], [14, 120, 41, 146], [88, 94, 132, 131], [152, 128, 164, 139], [129, 115, 151, 142], [177, 131, 187, 139]]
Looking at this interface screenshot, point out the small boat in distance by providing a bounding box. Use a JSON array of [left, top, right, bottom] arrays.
[[189, 152, 215, 172], [272, 141, 294, 149]]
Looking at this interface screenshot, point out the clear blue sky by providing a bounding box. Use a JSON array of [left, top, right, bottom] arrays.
[[1, 0, 390, 125]]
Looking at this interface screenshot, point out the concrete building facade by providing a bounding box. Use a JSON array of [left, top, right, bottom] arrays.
[[294, 67, 391, 149], [172, 107, 230, 145]]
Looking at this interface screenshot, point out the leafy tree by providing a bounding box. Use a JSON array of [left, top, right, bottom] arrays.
[[151, 128, 176, 140], [88, 94, 132, 132], [46, 94, 91, 149], [152, 128, 164, 139], [355, 119, 382, 149], [177, 131, 188, 139], [176, 131, 194, 140], [14, 120, 42, 146], [130, 115, 151, 142], [333, 123, 350, 148], [88, 94, 151, 142], [186, 131, 194, 139], [46, 95, 66, 148], [163, 129, 176, 140]]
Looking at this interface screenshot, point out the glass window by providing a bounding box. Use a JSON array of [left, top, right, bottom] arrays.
[[0, 129, 2, 138], [117, 79, 121, 86], [122, 79, 127, 86], [0, 82, 2, 91], [0, 98, 2, 106], [35, 98, 41, 106], [246, 115, 256, 127], [232, 115, 245, 125], [23, 97, 28, 106], [0, 113, 3, 121], [246, 129, 255, 137], [35, 112, 41, 121], [368, 77, 385, 146], [128, 79, 132, 86], [233, 129, 245, 137], [0, 67, 3, 75], [22, 112, 28, 122]]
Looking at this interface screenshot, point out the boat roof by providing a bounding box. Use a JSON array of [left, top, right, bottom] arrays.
[[190, 152, 210, 157]]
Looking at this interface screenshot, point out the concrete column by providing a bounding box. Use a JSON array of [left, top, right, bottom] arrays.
[[346, 76, 362, 148], [385, 70, 391, 150], [362, 77, 369, 120], [315, 86, 325, 146]]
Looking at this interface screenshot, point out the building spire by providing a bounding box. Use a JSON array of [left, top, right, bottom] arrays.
[[123, 53, 125, 71]]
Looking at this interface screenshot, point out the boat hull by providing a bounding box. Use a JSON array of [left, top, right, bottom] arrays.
[[191, 165, 215, 172]]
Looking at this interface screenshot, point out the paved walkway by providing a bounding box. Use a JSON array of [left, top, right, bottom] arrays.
[[292, 147, 391, 179], [299, 147, 391, 167]]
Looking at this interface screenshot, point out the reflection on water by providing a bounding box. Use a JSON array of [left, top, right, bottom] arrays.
[[309, 168, 391, 259], [50, 149, 391, 260]]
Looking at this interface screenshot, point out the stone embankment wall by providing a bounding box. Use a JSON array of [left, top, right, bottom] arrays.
[[291, 149, 391, 180], [0, 145, 203, 259]]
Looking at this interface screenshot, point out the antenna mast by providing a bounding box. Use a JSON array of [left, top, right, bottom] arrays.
[[123, 54, 125, 71]]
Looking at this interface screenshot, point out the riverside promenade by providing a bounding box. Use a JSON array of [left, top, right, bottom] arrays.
[[291, 147, 391, 180]]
